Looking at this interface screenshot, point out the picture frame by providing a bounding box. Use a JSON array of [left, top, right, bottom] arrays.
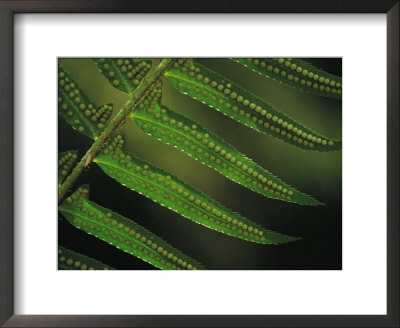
[[0, 0, 398, 327]]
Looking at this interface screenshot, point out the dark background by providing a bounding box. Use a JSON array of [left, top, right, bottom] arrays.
[[58, 58, 342, 270]]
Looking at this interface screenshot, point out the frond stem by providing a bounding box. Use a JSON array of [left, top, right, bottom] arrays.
[[58, 58, 174, 203]]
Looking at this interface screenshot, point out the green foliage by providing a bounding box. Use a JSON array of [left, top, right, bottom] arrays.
[[165, 58, 341, 151], [94, 135, 298, 245], [58, 57, 342, 269], [58, 245, 114, 270], [58, 150, 78, 184], [59, 186, 205, 270], [132, 103, 321, 206], [58, 64, 113, 139], [136, 86, 163, 112], [93, 58, 152, 95], [234, 58, 342, 99]]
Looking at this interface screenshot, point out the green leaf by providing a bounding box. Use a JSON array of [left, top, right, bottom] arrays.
[[94, 135, 299, 245], [58, 64, 113, 139], [165, 59, 341, 152], [93, 58, 152, 95], [59, 186, 205, 270], [58, 245, 114, 270], [58, 150, 78, 185], [136, 86, 162, 112], [233, 58, 342, 99], [132, 103, 321, 206]]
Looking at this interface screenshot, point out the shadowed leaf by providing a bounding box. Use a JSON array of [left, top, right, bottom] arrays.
[[233, 58, 342, 99], [59, 186, 205, 270], [58, 150, 78, 185], [93, 58, 152, 95], [58, 245, 114, 270], [58, 64, 113, 139]]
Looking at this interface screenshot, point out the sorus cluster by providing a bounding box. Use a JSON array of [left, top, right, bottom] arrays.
[[168, 59, 338, 150]]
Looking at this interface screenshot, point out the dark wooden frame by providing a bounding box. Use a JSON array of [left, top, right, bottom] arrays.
[[0, 1, 398, 327]]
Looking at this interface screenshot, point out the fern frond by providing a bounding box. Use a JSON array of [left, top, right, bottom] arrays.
[[233, 58, 342, 99], [165, 59, 341, 152], [136, 86, 163, 112], [132, 103, 321, 206], [94, 136, 299, 245], [58, 150, 78, 184], [58, 64, 113, 139], [59, 186, 205, 270], [93, 58, 152, 95], [58, 245, 114, 270]]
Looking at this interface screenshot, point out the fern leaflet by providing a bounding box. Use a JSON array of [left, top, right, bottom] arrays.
[[59, 186, 205, 270], [233, 58, 342, 99], [165, 58, 341, 152], [94, 136, 299, 245], [93, 58, 152, 95], [132, 103, 321, 206], [58, 64, 113, 139], [58, 150, 78, 184], [58, 245, 114, 270]]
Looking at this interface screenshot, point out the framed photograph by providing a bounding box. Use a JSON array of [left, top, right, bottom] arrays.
[[1, 1, 398, 327]]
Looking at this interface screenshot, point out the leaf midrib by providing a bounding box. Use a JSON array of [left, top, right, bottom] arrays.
[[62, 202, 204, 269], [94, 157, 224, 224], [61, 204, 157, 258], [165, 71, 278, 140], [166, 66, 341, 150], [95, 157, 272, 243], [132, 112, 267, 193], [133, 111, 320, 205], [165, 71, 223, 99], [237, 60, 338, 99]]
